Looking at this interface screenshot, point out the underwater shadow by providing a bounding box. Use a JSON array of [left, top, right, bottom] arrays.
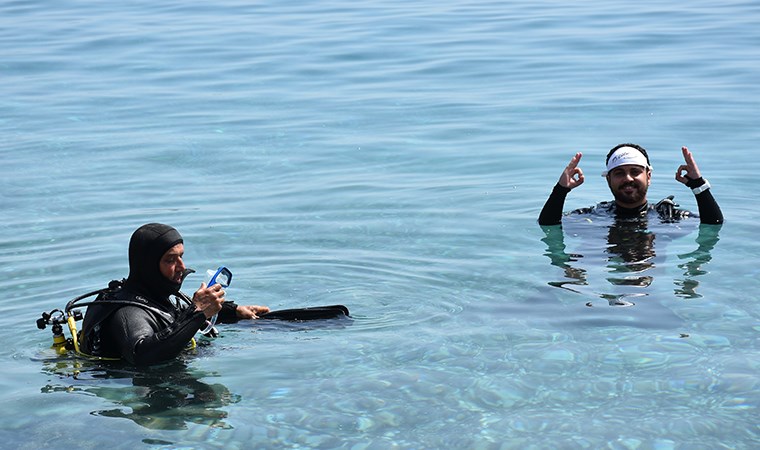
[[542, 218, 721, 306], [40, 356, 237, 430]]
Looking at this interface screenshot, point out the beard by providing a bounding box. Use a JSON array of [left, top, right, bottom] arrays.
[[612, 181, 648, 206]]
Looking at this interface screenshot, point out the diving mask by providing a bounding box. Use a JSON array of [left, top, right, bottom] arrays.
[[200, 266, 232, 335]]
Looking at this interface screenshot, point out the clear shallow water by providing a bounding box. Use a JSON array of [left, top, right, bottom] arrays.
[[1, 0, 759, 448]]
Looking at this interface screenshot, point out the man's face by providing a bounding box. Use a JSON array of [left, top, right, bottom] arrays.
[[606, 164, 651, 208], [159, 243, 186, 283]]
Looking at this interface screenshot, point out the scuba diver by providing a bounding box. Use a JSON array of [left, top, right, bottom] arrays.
[[77, 223, 270, 365], [538, 144, 723, 225], [36, 222, 351, 365], [538, 144, 723, 308]]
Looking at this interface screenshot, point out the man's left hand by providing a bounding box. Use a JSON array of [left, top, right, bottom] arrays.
[[675, 146, 702, 184], [236, 305, 271, 319]]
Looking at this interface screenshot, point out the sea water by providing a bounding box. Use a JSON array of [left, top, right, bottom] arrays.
[[1, 0, 758, 448]]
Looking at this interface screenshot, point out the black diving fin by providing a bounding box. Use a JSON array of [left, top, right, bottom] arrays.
[[259, 305, 349, 321]]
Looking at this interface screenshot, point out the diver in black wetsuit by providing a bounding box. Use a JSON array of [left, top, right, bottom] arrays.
[[538, 144, 723, 226], [538, 144, 723, 307], [79, 223, 270, 365]]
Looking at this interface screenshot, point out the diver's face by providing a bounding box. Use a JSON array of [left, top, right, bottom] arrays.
[[607, 164, 651, 208], [159, 243, 186, 283]]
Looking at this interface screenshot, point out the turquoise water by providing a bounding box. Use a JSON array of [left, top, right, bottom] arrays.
[[2, 0, 759, 448]]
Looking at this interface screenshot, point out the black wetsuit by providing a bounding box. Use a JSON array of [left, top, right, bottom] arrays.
[[79, 223, 240, 366], [79, 283, 240, 365], [538, 177, 723, 225]]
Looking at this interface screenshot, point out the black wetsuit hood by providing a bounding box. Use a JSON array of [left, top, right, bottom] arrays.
[[124, 223, 184, 300]]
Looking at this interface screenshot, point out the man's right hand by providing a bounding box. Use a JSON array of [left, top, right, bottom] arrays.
[[558, 152, 585, 189], [192, 282, 225, 318]]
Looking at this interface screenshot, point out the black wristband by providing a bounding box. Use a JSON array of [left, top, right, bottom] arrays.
[[685, 176, 706, 189]]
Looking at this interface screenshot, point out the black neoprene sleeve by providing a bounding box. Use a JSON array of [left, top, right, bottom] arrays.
[[538, 183, 571, 226], [109, 305, 206, 366], [686, 177, 723, 224], [217, 300, 240, 323]]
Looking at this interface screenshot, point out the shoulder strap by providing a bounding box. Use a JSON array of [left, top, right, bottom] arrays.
[[72, 280, 176, 322]]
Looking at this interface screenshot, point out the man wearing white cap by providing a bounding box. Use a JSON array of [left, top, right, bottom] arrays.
[[538, 144, 723, 225]]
